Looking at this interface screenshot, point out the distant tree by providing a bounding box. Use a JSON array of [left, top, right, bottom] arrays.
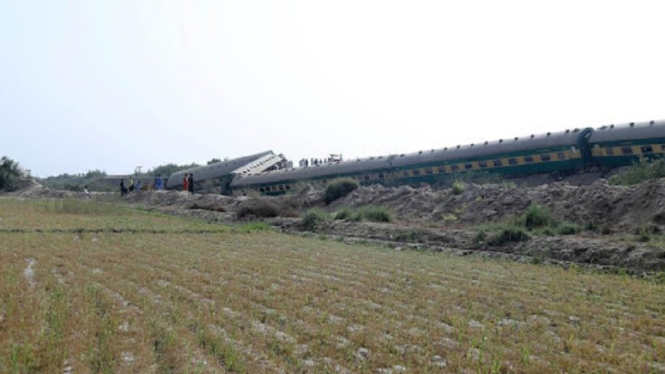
[[84, 169, 107, 179], [0, 156, 22, 191], [207, 158, 222, 165], [144, 163, 201, 177]]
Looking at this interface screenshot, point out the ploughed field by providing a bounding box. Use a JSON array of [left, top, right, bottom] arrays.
[[1, 199, 664, 373]]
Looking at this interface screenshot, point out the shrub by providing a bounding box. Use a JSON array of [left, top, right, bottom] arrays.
[[487, 226, 530, 246], [521, 204, 553, 230], [609, 157, 665, 186], [236, 200, 280, 219], [556, 222, 581, 235], [334, 207, 352, 220], [637, 227, 652, 242], [475, 230, 487, 243], [451, 180, 465, 195], [301, 209, 328, 231], [539, 227, 556, 236], [324, 178, 359, 204], [0, 156, 22, 192], [502, 181, 517, 189], [349, 212, 363, 222], [357, 205, 392, 222]]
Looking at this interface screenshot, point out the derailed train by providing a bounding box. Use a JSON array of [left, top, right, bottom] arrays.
[[169, 120, 665, 195]]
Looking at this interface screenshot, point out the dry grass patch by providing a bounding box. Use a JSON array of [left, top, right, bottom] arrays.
[[1, 198, 665, 373]]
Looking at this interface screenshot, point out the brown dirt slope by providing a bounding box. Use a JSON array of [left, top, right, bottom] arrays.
[[327, 179, 665, 234]]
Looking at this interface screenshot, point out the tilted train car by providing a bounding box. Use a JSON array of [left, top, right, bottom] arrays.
[[229, 126, 597, 195], [588, 120, 665, 167], [166, 151, 285, 191]]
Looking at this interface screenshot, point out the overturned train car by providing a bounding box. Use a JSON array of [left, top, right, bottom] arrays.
[[166, 151, 286, 192]]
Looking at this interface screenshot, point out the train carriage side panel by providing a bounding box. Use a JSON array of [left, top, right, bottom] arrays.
[[231, 127, 592, 194], [588, 120, 665, 167]]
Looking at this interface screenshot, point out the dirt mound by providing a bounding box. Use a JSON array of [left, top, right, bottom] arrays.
[[8, 178, 53, 197], [327, 179, 665, 233]]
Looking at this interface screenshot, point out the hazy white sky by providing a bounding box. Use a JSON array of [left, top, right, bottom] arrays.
[[1, 0, 664, 177]]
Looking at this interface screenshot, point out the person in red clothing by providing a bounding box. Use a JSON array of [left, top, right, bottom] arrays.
[[182, 174, 189, 192]]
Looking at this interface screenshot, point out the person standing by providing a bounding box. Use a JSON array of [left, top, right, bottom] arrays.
[[129, 176, 135, 192], [120, 179, 127, 195], [188, 173, 194, 195], [182, 174, 189, 192], [156, 174, 163, 190]]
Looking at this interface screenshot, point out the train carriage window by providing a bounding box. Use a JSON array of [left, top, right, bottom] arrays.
[[493, 160, 502, 167], [450, 165, 460, 171], [557, 152, 566, 160], [412, 170, 421, 176], [403, 171, 410, 177], [478, 161, 488, 168], [606, 147, 614, 155], [508, 158, 518, 165], [464, 163, 473, 170], [259, 188, 265, 193], [524, 156, 534, 163], [641, 146, 653, 153], [285, 185, 291, 190], [279, 185, 285, 191], [363, 175, 371, 180], [378, 173, 385, 179], [424, 168, 433, 175], [265, 186, 272, 192], [540, 154, 551, 162], [621, 147, 633, 155]]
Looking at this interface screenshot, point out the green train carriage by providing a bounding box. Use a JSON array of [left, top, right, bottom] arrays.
[[229, 127, 596, 195], [588, 120, 665, 167]]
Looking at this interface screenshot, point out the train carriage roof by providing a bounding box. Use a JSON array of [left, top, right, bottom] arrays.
[[588, 120, 665, 143], [231, 127, 590, 187]]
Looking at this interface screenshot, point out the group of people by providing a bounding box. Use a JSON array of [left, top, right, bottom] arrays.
[[119, 174, 165, 196], [298, 155, 343, 168]]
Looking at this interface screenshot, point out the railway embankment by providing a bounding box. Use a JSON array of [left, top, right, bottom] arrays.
[[8, 177, 665, 272]]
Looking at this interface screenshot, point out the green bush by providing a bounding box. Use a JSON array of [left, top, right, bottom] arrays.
[[324, 178, 360, 204], [357, 205, 392, 222], [521, 204, 553, 230], [349, 212, 363, 222], [502, 181, 517, 189], [637, 227, 652, 242], [609, 157, 665, 186], [334, 207, 352, 220], [556, 222, 581, 235], [539, 227, 556, 236], [487, 226, 530, 246], [301, 209, 328, 231], [0, 156, 22, 192], [451, 180, 465, 195]]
